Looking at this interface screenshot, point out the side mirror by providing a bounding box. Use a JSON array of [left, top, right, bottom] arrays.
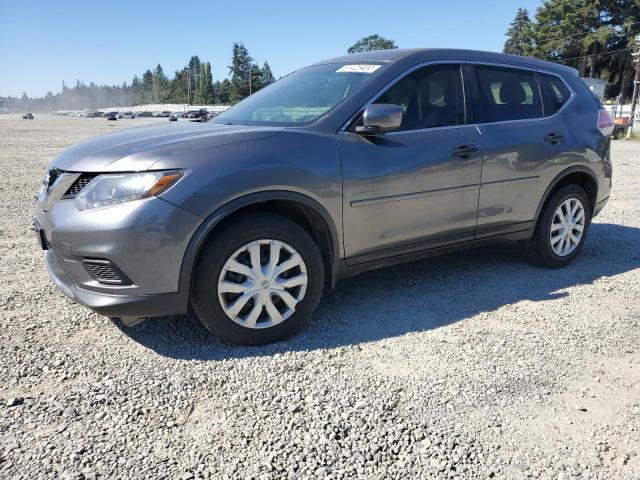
[[355, 103, 403, 135]]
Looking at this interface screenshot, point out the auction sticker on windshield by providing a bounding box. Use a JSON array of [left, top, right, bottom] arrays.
[[336, 64, 381, 74]]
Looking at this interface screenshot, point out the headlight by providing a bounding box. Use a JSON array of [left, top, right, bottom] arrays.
[[74, 170, 182, 210]]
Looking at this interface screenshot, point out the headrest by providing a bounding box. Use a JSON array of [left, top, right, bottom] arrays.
[[417, 73, 457, 106], [499, 79, 526, 105], [443, 82, 458, 105]]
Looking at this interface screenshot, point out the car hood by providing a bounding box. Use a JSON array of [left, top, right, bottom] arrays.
[[52, 122, 284, 172]]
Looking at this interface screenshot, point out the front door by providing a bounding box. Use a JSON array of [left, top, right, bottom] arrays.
[[339, 63, 483, 263]]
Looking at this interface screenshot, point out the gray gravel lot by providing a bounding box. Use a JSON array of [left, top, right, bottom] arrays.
[[1, 114, 639, 480]]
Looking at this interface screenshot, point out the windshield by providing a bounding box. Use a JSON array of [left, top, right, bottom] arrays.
[[212, 63, 384, 126]]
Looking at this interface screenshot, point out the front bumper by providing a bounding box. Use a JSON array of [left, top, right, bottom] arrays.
[[36, 195, 202, 318], [45, 250, 186, 317]]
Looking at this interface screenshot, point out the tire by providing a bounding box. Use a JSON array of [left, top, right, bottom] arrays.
[[530, 184, 592, 268], [191, 212, 325, 345]]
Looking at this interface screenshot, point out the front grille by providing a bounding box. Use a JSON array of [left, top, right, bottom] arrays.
[[83, 259, 131, 285], [46, 167, 61, 189], [62, 174, 97, 199]]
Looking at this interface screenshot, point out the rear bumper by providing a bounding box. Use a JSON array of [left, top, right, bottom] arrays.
[[45, 250, 187, 317]]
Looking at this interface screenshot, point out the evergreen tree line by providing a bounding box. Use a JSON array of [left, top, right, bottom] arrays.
[[503, 0, 640, 101], [1, 42, 275, 112]]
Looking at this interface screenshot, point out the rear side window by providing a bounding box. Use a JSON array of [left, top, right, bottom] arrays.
[[474, 65, 542, 122], [374, 64, 464, 131], [539, 73, 572, 115]]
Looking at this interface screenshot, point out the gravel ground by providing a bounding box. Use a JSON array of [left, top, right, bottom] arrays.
[[1, 114, 639, 480]]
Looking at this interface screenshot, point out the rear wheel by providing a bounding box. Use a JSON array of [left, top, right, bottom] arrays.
[[191, 213, 324, 345], [531, 184, 592, 268]]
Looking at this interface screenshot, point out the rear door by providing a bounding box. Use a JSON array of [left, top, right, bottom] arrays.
[[470, 64, 573, 238], [340, 63, 483, 263]]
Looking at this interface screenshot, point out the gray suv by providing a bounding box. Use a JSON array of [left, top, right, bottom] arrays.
[[35, 49, 613, 345]]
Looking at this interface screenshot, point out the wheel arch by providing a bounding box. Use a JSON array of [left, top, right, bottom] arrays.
[[533, 166, 599, 227], [178, 191, 342, 301]]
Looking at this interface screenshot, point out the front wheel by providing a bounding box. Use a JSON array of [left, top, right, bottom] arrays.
[[191, 213, 324, 345], [532, 184, 592, 268]]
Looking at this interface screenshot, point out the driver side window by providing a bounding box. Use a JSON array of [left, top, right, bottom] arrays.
[[374, 64, 464, 131]]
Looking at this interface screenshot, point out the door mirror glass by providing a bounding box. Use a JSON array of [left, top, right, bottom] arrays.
[[356, 103, 404, 135]]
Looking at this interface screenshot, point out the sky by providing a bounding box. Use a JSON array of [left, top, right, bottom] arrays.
[[0, 0, 544, 98]]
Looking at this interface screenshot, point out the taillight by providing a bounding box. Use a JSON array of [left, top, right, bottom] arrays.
[[597, 108, 614, 136]]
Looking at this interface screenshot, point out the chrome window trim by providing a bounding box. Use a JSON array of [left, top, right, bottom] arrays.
[[340, 59, 576, 134]]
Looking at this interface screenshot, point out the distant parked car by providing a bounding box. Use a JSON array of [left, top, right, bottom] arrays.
[[22, 113, 34, 119], [136, 111, 153, 117], [169, 115, 178, 121], [106, 112, 118, 121], [158, 111, 171, 118], [121, 112, 136, 119], [189, 109, 210, 122]]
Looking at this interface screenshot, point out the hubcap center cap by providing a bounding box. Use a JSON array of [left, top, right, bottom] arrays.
[[259, 279, 270, 289]]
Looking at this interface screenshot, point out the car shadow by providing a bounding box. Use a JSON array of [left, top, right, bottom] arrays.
[[113, 223, 640, 361]]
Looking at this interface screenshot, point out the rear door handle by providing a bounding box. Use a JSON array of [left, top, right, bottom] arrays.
[[452, 144, 480, 160], [544, 133, 564, 145]]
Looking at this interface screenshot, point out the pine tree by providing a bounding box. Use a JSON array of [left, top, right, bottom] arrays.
[[217, 79, 232, 104], [167, 69, 188, 104], [533, 0, 607, 75], [152, 64, 168, 103], [228, 43, 253, 104], [131, 75, 142, 105], [260, 61, 275, 87], [196, 63, 206, 104], [250, 63, 262, 93], [503, 8, 535, 56], [141, 70, 154, 104], [203, 62, 214, 104], [188, 56, 201, 102]]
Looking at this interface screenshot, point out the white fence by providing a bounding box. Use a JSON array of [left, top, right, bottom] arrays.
[[127, 104, 230, 114], [52, 104, 230, 115]]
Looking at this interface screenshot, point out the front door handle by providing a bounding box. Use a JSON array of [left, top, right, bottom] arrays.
[[452, 144, 480, 160], [544, 133, 564, 145]]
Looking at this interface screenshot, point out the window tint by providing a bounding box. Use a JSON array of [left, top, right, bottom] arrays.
[[374, 64, 464, 131], [539, 73, 572, 115], [474, 66, 542, 122]]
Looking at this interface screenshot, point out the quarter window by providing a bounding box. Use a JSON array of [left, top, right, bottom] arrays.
[[374, 64, 464, 131], [539, 73, 572, 115], [474, 66, 542, 122]]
